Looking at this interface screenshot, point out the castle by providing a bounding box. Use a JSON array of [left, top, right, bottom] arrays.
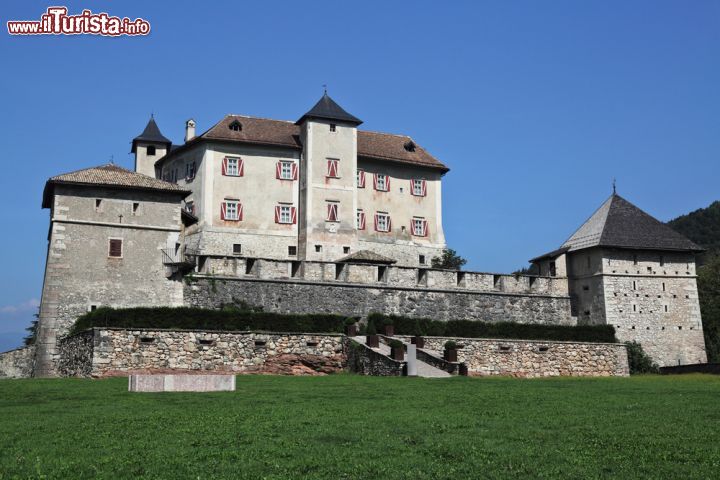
[[10, 93, 707, 377]]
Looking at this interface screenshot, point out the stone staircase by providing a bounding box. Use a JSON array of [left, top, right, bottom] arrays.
[[351, 336, 452, 378]]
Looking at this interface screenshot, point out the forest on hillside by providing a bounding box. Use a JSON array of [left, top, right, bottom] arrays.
[[668, 201, 720, 362]]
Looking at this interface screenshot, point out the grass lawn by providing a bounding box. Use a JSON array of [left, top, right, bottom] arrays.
[[1, 375, 719, 479]]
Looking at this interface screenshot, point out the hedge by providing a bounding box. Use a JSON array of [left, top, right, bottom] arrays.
[[366, 313, 617, 343], [69, 307, 349, 335]]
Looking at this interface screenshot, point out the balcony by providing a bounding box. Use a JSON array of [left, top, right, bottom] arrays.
[[162, 247, 196, 275]]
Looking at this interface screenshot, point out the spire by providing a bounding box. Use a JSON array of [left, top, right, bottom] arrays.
[[295, 92, 362, 126], [131, 116, 172, 153]]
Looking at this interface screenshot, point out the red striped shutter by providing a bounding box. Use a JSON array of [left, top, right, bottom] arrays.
[[423, 219, 428, 236], [222, 157, 228, 176], [220, 202, 227, 220], [291, 163, 298, 180], [291, 207, 297, 224], [358, 170, 365, 188], [421, 180, 427, 196], [373, 174, 378, 190], [238, 158, 245, 176], [387, 215, 392, 232], [276, 162, 282, 179], [386, 176, 390, 191], [238, 203, 244, 221], [374, 213, 379, 231], [274, 206, 280, 223], [327, 203, 338, 222], [358, 211, 366, 230], [327, 159, 338, 178]]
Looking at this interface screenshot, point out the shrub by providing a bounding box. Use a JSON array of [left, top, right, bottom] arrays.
[[344, 317, 358, 326], [69, 307, 347, 335], [366, 319, 377, 336], [366, 313, 617, 343], [625, 341, 659, 374], [444, 340, 458, 351], [388, 339, 404, 349]]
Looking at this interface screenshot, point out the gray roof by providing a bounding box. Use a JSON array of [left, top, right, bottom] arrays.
[[338, 250, 396, 264], [296, 93, 362, 126], [131, 117, 172, 153], [560, 194, 703, 253], [43, 164, 189, 208]]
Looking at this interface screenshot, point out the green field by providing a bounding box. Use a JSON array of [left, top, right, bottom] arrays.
[[1, 375, 719, 479]]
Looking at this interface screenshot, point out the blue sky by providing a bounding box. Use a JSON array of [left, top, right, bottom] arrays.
[[0, 1, 718, 350]]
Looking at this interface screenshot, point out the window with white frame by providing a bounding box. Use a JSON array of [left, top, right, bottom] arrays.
[[224, 157, 242, 176], [186, 161, 196, 180], [221, 200, 241, 221], [412, 179, 426, 196], [276, 205, 295, 224], [375, 212, 390, 232], [279, 161, 294, 180], [327, 159, 340, 178], [374, 173, 389, 191], [412, 217, 428, 236]]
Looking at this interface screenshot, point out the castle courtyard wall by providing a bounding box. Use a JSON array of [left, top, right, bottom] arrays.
[[0, 346, 35, 378]]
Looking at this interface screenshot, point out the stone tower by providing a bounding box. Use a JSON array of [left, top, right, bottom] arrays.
[[132, 116, 172, 178], [531, 193, 707, 366], [296, 93, 363, 261]]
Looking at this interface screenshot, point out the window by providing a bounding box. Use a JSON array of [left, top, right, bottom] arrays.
[[632, 280, 637, 290], [275, 205, 296, 224], [222, 157, 244, 177], [89, 305, 97, 311], [221, 200, 242, 221], [184, 201, 195, 215], [288, 246, 297, 256], [326, 202, 338, 222], [404, 140, 416, 152], [356, 169, 366, 188], [375, 212, 391, 232], [95, 199, 102, 211], [582, 285, 589, 291], [327, 159, 339, 178], [315, 245, 322, 253], [378, 266, 388, 282], [132, 202, 139, 214], [185, 162, 196, 180], [229, 120, 242, 131], [549, 261, 557, 277], [147, 145, 156, 156], [587, 256, 591, 269], [411, 217, 428, 236], [633, 254, 638, 265], [411, 179, 427, 197], [330, 124, 336, 132], [374, 173, 389, 191], [108, 239, 122, 258], [343, 246, 350, 254], [660, 255, 665, 266], [356, 210, 366, 230], [419, 254, 426, 265], [276, 160, 297, 180], [662, 282, 666, 292], [233, 244, 242, 255]]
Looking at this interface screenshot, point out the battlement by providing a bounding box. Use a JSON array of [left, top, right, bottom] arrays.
[[196, 256, 570, 298]]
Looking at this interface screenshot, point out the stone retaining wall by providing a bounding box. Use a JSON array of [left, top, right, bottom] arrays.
[[0, 346, 35, 378], [394, 335, 629, 377], [186, 276, 574, 325], [58, 328, 345, 377], [345, 338, 405, 376]]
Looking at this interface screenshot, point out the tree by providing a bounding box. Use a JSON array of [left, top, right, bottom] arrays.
[[431, 248, 467, 270], [698, 255, 720, 362], [23, 308, 40, 346]]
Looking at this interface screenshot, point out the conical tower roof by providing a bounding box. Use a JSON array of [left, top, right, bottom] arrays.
[[296, 93, 362, 126], [131, 116, 172, 152], [561, 194, 703, 252]]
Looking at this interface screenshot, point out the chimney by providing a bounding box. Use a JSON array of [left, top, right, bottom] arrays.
[[185, 119, 196, 142]]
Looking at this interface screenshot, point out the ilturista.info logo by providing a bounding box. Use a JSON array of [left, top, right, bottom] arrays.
[[7, 6, 151, 36]]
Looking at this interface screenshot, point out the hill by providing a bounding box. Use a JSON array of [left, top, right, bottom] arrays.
[[667, 201, 720, 260]]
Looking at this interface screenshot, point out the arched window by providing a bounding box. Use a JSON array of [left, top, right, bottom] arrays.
[[229, 120, 242, 132], [147, 145, 156, 156]]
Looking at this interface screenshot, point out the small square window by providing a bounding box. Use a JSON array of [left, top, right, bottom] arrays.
[[95, 199, 102, 211], [419, 254, 426, 265], [288, 246, 297, 256], [233, 244, 242, 255], [315, 245, 322, 253], [132, 202, 139, 214], [343, 246, 350, 254], [330, 124, 336, 132]]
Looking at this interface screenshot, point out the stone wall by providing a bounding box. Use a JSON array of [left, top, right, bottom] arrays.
[[0, 346, 35, 378], [58, 328, 344, 377], [345, 338, 405, 376], [394, 335, 629, 377], [186, 276, 574, 325]]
